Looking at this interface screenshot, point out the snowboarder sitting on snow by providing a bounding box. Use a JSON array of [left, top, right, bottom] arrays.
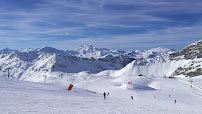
[[107, 93, 109, 96], [103, 92, 106, 100]]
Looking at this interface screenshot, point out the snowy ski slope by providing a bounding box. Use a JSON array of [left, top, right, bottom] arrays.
[[0, 73, 202, 114]]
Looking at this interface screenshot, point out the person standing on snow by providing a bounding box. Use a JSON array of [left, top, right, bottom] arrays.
[[103, 92, 106, 100], [131, 96, 133, 100], [174, 99, 176, 104]]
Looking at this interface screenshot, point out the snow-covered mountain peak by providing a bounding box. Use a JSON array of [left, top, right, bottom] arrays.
[[75, 44, 111, 58], [110, 50, 126, 54], [20, 48, 38, 52], [145, 47, 174, 54], [0, 48, 15, 53], [76, 44, 93, 51], [76, 44, 109, 53], [38, 46, 65, 54], [74, 44, 175, 59]]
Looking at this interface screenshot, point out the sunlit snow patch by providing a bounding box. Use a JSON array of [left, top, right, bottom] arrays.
[[119, 77, 160, 91], [120, 83, 127, 89]]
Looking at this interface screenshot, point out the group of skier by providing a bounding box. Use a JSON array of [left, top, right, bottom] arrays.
[[103, 87, 177, 104], [103, 92, 134, 100], [153, 88, 177, 104], [103, 92, 109, 100]]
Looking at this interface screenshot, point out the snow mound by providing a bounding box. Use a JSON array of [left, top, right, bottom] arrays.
[[77, 71, 92, 76], [121, 77, 160, 90], [96, 70, 116, 76]]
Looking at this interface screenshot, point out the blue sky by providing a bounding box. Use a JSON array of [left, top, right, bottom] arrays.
[[0, 0, 202, 51]]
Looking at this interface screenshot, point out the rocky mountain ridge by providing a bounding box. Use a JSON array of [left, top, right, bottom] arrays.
[[170, 40, 202, 77]]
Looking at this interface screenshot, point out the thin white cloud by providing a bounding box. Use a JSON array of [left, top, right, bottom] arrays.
[[50, 25, 202, 50], [37, 19, 57, 26], [0, 0, 202, 50]]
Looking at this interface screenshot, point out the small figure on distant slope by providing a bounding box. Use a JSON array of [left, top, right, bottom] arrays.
[[131, 96, 133, 100], [103, 92, 106, 100], [107, 93, 109, 96], [174, 99, 176, 104]]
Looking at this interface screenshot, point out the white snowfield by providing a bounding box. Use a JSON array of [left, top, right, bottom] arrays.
[[0, 73, 202, 114]]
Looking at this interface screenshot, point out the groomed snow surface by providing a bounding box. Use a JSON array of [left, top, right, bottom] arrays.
[[0, 73, 202, 114]]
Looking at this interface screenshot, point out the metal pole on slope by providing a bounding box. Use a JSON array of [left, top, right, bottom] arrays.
[[6, 68, 12, 78], [71, 75, 77, 84], [67, 75, 78, 91], [59, 74, 63, 79], [190, 79, 193, 88], [44, 75, 47, 83]]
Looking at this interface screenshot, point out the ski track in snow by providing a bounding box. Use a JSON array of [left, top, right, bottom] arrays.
[[177, 79, 202, 97]]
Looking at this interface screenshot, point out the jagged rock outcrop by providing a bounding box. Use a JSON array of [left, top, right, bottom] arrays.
[[170, 40, 202, 60], [172, 59, 202, 77], [170, 40, 202, 77]]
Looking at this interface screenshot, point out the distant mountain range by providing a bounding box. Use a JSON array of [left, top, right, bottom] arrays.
[[18, 44, 174, 59], [0, 40, 201, 81]]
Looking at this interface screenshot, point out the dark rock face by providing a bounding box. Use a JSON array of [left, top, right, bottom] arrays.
[[170, 40, 202, 60], [51, 54, 136, 73], [170, 40, 202, 77], [185, 68, 202, 77], [172, 67, 202, 77], [172, 60, 202, 77]]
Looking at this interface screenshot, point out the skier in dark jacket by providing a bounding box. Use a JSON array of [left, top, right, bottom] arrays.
[[103, 92, 106, 100], [131, 96, 133, 100]]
